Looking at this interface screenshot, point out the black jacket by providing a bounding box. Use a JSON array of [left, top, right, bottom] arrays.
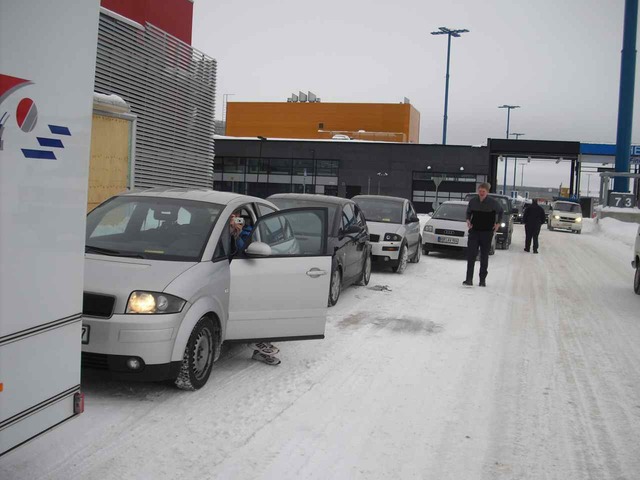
[[466, 195, 504, 231], [523, 203, 546, 227]]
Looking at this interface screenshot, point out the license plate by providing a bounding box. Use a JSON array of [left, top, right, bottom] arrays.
[[438, 236, 459, 244], [81, 325, 90, 345]]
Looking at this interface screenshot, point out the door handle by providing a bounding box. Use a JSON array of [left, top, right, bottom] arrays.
[[306, 268, 327, 278]]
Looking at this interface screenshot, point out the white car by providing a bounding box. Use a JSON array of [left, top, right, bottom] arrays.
[[352, 195, 422, 273], [82, 188, 332, 390], [633, 225, 640, 295], [422, 200, 496, 256], [547, 201, 583, 233]]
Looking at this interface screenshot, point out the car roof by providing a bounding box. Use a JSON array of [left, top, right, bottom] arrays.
[[119, 187, 265, 206], [268, 193, 352, 207], [352, 195, 406, 204]]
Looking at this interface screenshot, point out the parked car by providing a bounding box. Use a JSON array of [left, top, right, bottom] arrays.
[[632, 225, 640, 294], [422, 200, 496, 256], [352, 195, 421, 274], [268, 194, 372, 306], [464, 193, 515, 249], [547, 200, 583, 233], [82, 188, 333, 390]]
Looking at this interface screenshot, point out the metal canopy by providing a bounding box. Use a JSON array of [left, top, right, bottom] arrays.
[[487, 138, 580, 160]]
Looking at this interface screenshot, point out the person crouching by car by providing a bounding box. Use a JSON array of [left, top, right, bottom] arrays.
[[523, 199, 546, 254], [464, 183, 503, 287]]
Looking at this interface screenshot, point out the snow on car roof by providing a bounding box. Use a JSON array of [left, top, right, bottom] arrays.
[[441, 200, 469, 205], [352, 195, 406, 204], [120, 187, 262, 206]]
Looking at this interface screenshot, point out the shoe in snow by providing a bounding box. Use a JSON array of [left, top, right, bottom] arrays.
[[479, 280, 486, 287], [253, 342, 279, 356], [462, 280, 473, 287], [524, 248, 530, 252], [533, 250, 538, 254], [252, 350, 281, 366]]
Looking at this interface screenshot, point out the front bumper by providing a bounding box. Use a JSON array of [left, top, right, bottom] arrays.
[[370, 240, 402, 260], [422, 231, 468, 250], [82, 352, 181, 382], [550, 219, 582, 231], [82, 310, 186, 368]]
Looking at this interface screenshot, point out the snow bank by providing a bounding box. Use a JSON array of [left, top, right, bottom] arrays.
[[585, 217, 639, 247]]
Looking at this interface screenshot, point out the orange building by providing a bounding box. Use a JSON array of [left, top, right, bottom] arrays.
[[225, 102, 420, 143]]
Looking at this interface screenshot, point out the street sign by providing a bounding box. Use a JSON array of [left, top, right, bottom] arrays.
[[608, 192, 637, 208]]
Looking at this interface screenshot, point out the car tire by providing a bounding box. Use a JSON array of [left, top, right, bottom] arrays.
[[409, 240, 421, 263], [328, 265, 342, 307], [174, 316, 217, 391], [392, 243, 409, 274], [358, 254, 372, 286], [423, 245, 430, 255], [634, 263, 640, 295]]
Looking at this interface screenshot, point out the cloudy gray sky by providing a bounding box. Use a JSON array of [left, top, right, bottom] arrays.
[[192, 0, 639, 190]]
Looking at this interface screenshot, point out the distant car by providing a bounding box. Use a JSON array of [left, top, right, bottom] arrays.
[[268, 194, 371, 306], [464, 193, 515, 249], [422, 200, 496, 256], [632, 225, 640, 294], [82, 189, 332, 390], [547, 201, 583, 233], [352, 195, 421, 274]]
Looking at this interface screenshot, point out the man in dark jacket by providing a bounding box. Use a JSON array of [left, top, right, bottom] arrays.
[[522, 199, 546, 253], [464, 183, 503, 287]]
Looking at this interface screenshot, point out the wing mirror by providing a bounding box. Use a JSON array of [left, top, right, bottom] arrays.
[[407, 215, 419, 223], [245, 242, 272, 257], [342, 224, 361, 237]]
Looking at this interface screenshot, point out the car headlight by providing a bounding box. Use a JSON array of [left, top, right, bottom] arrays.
[[575, 217, 582, 223], [500, 223, 506, 228], [126, 291, 186, 314], [554, 215, 560, 220], [423, 225, 434, 233], [384, 233, 402, 242]]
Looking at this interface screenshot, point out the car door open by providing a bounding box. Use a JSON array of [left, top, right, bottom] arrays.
[[226, 208, 332, 342]]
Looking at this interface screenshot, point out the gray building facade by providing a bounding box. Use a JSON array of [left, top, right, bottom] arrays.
[[214, 138, 491, 213]]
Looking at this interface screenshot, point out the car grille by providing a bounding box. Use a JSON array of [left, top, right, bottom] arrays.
[[560, 216, 576, 222], [435, 228, 465, 237], [369, 234, 380, 243], [82, 352, 108, 370], [83, 292, 116, 318]]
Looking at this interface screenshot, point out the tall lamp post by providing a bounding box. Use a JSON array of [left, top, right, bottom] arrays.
[[431, 27, 469, 145], [499, 104, 521, 195], [510, 132, 525, 193], [257, 136, 267, 197], [377, 172, 388, 195]]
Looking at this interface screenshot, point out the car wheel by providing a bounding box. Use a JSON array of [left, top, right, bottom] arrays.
[[410, 240, 421, 263], [392, 244, 409, 274], [175, 316, 216, 391], [423, 245, 430, 255], [328, 265, 342, 306], [358, 254, 372, 286], [634, 264, 640, 295]]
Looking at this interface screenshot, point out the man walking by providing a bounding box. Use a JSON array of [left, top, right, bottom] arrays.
[[463, 183, 503, 287], [523, 199, 546, 253]]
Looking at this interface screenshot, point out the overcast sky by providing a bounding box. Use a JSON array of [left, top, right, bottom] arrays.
[[192, 0, 639, 190]]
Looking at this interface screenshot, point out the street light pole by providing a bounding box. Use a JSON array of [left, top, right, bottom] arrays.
[[257, 136, 267, 197], [499, 105, 521, 195], [431, 27, 469, 145]]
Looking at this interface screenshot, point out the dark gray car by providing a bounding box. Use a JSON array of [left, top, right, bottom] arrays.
[[268, 194, 372, 306]]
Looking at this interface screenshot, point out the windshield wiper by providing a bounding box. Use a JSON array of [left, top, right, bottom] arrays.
[[85, 245, 145, 259]]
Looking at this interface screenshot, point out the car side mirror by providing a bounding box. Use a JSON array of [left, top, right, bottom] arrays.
[[245, 242, 272, 257], [407, 215, 419, 223], [342, 224, 361, 237]]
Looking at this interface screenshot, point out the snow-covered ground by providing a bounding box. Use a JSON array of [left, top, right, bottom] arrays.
[[2, 223, 640, 480]]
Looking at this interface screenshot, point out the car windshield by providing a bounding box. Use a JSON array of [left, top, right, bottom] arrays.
[[86, 196, 223, 261], [491, 196, 510, 212], [269, 198, 337, 230], [554, 202, 581, 213], [432, 203, 467, 222], [354, 198, 403, 224]]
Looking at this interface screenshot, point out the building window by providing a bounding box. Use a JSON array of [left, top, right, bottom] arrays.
[[316, 160, 339, 176], [293, 159, 314, 176], [269, 158, 292, 175]]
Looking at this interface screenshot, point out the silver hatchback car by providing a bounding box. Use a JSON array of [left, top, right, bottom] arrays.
[[82, 188, 332, 390]]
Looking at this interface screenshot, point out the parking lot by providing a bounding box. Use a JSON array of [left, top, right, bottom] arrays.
[[2, 222, 640, 480]]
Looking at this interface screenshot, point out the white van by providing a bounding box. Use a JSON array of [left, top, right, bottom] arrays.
[[548, 201, 583, 233], [82, 188, 332, 390]]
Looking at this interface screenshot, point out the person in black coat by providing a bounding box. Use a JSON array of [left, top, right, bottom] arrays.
[[522, 199, 546, 253]]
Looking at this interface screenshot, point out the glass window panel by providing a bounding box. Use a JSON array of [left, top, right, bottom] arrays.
[[269, 158, 291, 175], [293, 159, 314, 176]]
